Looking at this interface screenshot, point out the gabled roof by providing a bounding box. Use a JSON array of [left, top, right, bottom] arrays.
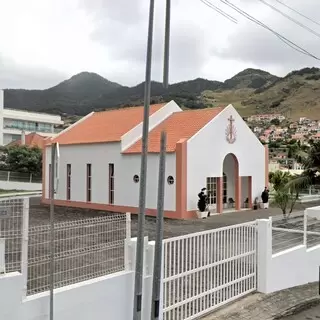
[[7, 132, 48, 149], [124, 107, 224, 153], [50, 104, 165, 145]]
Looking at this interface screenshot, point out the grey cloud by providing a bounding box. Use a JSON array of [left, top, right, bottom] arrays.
[[215, 0, 320, 72], [85, 0, 211, 84], [0, 55, 67, 89], [80, 0, 145, 25]]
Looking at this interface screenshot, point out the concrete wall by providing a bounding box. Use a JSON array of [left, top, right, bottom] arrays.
[[187, 104, 265, 211], [0, 238, 161, 320], [0, 181, 42, 191], [46, 143, 176, 211], [257, 217, 320, 294], [306, 206, 320, 220]]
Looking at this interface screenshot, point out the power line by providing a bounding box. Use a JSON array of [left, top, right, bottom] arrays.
[[257, 0, 320, 39], [200, 0, 237, 24], [218, 0, 320, 60], [275, 0, 320, 28]]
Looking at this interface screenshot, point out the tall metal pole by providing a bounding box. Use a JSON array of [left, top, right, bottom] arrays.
[[163, 0, 171, 89], [133, 0, 155, 319], [151, 131, 167, 320], [49, 142, 56, 320]]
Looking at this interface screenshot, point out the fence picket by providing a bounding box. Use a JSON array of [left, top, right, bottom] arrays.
[[162, 221, 257, 320]]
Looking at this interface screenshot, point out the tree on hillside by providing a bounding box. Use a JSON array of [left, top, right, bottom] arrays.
[[288, 141, 320, 189], [270, 118, 280, 125], [0, 145, 42, 176]]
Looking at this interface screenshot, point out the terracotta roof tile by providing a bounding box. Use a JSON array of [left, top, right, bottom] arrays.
[[7, 132, 47, 149], [124, 107, 224, 153], [51, 104, 165, 145]]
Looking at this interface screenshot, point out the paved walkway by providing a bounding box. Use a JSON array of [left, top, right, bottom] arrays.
[[202, 283, 319, 320], [283, 304, 320, 319], [29, 197, 320, 240]]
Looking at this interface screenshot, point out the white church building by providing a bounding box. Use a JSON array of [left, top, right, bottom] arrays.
[[42, 101, 269, 219]]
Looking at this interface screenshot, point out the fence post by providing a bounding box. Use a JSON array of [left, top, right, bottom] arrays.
[[303, 209, 308, 247], [21, 197, 30, 298], [29, 173, 33, 183], [257, 218, 272, 294], [0, 238, 5, 273], [7, 171, 10, 182], [125, 212, 132, 271]]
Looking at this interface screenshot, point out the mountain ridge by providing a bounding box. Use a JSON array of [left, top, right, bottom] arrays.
[[3, 67, 320, 120]]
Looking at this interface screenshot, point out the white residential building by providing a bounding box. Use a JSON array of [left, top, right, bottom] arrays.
[[43, 101, 268, 219], [0, 89, 64, 145]]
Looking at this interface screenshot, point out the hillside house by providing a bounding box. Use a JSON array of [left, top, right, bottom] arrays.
[[247, 114, 285, 123], [6, 132, 48, 149], [42, 101, 268, 219]]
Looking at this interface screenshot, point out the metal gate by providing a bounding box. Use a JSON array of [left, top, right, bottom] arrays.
[[163, 221, 257, 320]]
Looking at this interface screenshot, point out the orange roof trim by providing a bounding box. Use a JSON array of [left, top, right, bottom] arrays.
[[124, 107, 224, 153], [51, 104, 165, 145]]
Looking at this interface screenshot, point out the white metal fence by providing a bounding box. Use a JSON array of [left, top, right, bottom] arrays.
[[0, 197, 28, 274], [272, 211, 320, 254], [0, 170, 42, 184], [162, 221, 257, 320], [27, 214, 129, 295], [300, 185, 320, 195], [0, 196, 130, 295]]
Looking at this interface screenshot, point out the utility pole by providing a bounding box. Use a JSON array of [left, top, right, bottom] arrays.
[[132, 0, 155, 319], [49, 142, 56, 320], [133, 0, 171, 318], [151, 131, 166, 320], [163, 0, 171, 89]]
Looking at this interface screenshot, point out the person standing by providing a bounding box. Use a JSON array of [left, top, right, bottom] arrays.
[[198, 188, 207, 212], [261, 187, 269, 209]]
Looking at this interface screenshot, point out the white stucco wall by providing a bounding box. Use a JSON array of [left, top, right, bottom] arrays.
[[257, 218, 320, 294], [306, 206, 320, 220], [187, 104, 265, 211], [46, 143, 176, 211], [121, 100, 182, 151], [0, 239, 161, 320], [269, 245, 320, 293]]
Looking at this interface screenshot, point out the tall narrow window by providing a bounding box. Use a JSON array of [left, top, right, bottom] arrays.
[[87, 164, 92, 202], [66, 164, 71, 200], [109, 163, 114, 204], [48, 164, 52, 198], [223, 172, 227, 204], [206, 177, 217, 204]]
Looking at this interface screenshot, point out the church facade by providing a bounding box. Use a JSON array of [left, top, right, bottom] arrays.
[[42, 101, 268, 219]]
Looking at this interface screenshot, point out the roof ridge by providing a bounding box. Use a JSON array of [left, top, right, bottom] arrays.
[[95, 103, 165, 115], [124, 105, 224, 154], [172, 106, 225, 114]]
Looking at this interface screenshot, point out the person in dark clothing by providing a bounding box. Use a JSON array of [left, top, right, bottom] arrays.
[[261, 187, 269, 209], [198, 188, 208, 212]]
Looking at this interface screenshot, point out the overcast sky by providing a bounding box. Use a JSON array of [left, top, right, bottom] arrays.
[[0, 0, 320, 89]]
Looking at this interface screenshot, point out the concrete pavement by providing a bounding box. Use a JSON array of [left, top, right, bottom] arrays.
[[202, 283, 319, 320], [281, 304, 320, 319]]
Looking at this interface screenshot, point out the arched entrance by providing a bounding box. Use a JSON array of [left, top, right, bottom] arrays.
[[217, 153, 241, 213]]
